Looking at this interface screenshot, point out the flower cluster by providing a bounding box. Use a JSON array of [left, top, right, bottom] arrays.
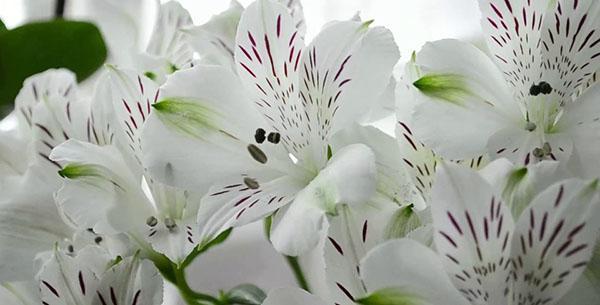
[[0, 0, 599, 305]]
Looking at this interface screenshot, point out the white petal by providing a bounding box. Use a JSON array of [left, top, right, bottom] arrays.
[[557, 83, 600, 179], [0, 171, 72, 282], [431, 162, 515, 304], [14, 69, 89, 170], [140, 65, 291, 191], [412, 39, 518, 159], [332, 124, 425, 210], [360, 238, 470, 305], [186, 0, 244, 71], [36, 246, 109, 305], [198, 174, 303, 248], [510, 178, 600, 304], [146, 1, 194, 69], [95, 256, 163, 305], [51, 140, 154, 234], [263, 288, 326, 305], [146, 216, 197, 264], [0, 281, 39, 305], [271, 144, 377, 256], [324, 202, 397, 305], [234, 0, 309, 158], [106, 66, 161, 174]]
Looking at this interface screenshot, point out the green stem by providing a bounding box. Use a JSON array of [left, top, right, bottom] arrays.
[[263, 217, 310, 292], [174, 268, 223, 305], [284, 255, 310, 292]]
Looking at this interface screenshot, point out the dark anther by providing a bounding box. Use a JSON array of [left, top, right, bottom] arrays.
[[146, 216, 158, 227], [247, 144, 268, 164], [67, 245, 74, 253], [244, 177, 260, 189], [255, 128, 266, 143], [87, 228, 95, 233], [267, 132, 281, 144], [533, 147, 545, 158], [529, 84, 541, 96], [94, 236, 103, 244], [539, 81, 552, 94], [525, 121, 537, 131], [164, 218, 177, 232], [542, 142, 552, 154]]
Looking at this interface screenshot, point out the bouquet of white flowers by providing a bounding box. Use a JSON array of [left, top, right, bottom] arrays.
[[0, 1, 598, 305]]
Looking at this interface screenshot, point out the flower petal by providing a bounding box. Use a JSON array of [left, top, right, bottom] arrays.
[[197, 173, 303, 248], [0, 170, 72, 282], [36, 246, 108, 305], [412, 39, 518, 160], [431, 162, 515, 304], [298, 20, 399, 163], [332, 124, 424, 210], [557, 83, 600, 179], [509, 178, 600, 304], [360, 238, 471, 305], [234, 0, 309, 158], [271, 144, 377, 256], [145, 1, 194, 69], [94, 255, 163, 305], [141, 65, 292, 191], [0, 281, 39, 305], [186, 0, 244, 71], [324, 202, 397, 305], [51, 140, 154, 234]]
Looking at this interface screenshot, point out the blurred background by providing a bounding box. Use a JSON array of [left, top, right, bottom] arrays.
[[0, 0, 483, 303]]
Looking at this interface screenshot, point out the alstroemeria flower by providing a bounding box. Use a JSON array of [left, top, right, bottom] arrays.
[[141, 0, 399, 256], [36, 245, 162, 305], [51, 67, 206, 264], [408, 0, 600, 178], [360, 162, 600, 305]]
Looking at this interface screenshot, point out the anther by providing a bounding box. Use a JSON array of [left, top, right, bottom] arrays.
[[533, 147, 545, 158], [247, 144, 268, 164], [529, 84, 541, 96], [146, 216, 158, 227], [243, 177, 260, 189], [254, 128, 266, 143], [267, 132, 280, 144], [164, 218, 177, 231], [94, 236, 103, 244], [67, 244, 74, 253], [542, 142, 552, 154], [525, 121, 537, 131], [539, 81, 552, 94]]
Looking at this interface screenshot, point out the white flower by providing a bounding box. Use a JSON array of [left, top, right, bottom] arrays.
[[140, 0, 400, 256], [50, 67, 205, 264], [360, 162, 600, 305], [407, 0, 600, 178]]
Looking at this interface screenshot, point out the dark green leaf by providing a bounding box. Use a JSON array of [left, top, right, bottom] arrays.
[[0, 19, 6, 32], [0, 20, 107, 110]]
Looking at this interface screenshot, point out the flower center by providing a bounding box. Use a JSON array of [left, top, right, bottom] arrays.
[[524, 81, 561, 134]]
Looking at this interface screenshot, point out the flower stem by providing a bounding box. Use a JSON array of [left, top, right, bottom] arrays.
[[284, 255, 310, 292]]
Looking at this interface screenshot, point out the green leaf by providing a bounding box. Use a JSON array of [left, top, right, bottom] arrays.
[[357, 287, 427, 305], [227, 284, 267, 305], [0, 20, 107, 111], [0, 19, 6, 32]]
